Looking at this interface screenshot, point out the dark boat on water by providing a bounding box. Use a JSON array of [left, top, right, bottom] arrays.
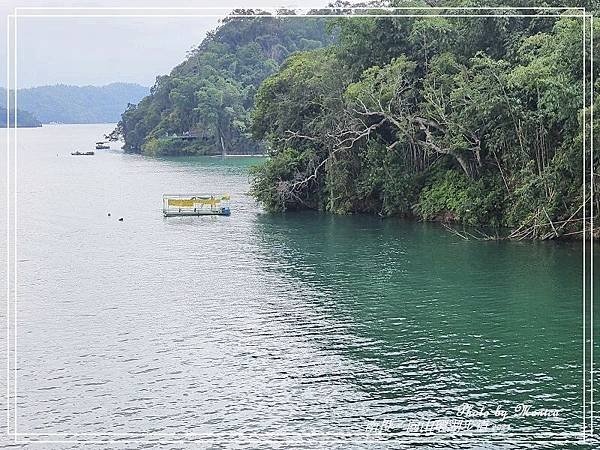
[[95, 141, 110, 150], [71, 151, 95, 156]]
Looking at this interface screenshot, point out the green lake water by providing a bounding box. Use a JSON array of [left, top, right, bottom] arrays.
[[1, 124, 598, 448]]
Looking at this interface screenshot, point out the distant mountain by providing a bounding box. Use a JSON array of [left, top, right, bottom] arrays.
[[0, 107, 42, 128], [0, 83, 149, 124]]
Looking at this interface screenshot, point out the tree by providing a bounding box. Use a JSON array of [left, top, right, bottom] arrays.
[[250, 9, 599, 239]]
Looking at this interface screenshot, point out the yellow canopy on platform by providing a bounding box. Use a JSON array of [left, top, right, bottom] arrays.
[[167, 195, 229, 207]]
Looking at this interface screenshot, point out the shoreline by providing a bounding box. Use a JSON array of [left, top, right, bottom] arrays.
[[267, 209, 595, 242]]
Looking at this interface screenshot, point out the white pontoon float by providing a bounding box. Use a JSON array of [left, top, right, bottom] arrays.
[[162, 194, 231, 217]]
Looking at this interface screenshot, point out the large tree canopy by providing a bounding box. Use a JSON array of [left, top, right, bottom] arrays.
[[251, 3, 599, 239]]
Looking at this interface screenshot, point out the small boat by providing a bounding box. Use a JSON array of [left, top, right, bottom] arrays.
[[71, 151, 95, 156], [163, 194, 231, 217], [95, 141, 110, 150]]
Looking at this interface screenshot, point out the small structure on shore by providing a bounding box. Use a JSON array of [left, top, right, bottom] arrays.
[[163, 194, 231, 217], [170, 131, 198, 141]]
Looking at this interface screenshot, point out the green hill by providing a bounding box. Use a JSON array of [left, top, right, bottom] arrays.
[[0, 83, 148, 124], [115, 12, 332, 156]]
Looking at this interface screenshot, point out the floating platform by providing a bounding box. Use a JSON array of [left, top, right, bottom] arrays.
[[163, 194, 231, 217]]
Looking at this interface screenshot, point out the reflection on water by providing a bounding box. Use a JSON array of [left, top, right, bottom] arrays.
[[251, 213, 584, 434], [1, 124, 596, 448]]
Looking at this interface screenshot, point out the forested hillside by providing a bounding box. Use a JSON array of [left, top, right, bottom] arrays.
[[251, 2, 599, 239], [0, 83, 148, 124], [115, 12, 332, 156], [115, 1, 598, 238]]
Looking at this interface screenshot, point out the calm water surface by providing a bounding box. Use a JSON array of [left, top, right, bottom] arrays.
[[1, 124, 597, 449]]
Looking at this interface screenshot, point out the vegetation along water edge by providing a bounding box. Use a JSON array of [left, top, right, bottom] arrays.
[[114, 2, 600, 240]]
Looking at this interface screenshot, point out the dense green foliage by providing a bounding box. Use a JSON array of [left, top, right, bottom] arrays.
[[0, 83, 148, 124], [251, 3, 599, 239], [0, 107, 41, 128], [116, 13, 332, 156]]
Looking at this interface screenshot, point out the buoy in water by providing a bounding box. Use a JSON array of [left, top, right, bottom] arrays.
[[107, 212, 111, 217]]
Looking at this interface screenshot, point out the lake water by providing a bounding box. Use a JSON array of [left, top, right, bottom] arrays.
[[1, 124, 598, 448]]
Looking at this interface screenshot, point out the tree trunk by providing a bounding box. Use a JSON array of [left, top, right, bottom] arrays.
[[217, 124, 226, 157]]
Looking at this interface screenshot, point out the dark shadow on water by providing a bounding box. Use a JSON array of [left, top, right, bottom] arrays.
[[157, 154, 266, 168], [250, 210, 592, 432]]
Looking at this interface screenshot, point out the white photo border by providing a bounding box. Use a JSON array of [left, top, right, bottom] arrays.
[[4, 5, 596, 446]]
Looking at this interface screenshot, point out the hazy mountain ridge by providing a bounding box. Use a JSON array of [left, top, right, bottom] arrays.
[[0, 107, 42, 127], [0, 83, 148, 124]]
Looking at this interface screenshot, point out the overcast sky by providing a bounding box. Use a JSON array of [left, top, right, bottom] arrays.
[[2, 0, 329, 88]]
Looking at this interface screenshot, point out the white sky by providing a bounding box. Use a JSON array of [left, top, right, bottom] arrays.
[[1, 0, 331, 88]]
